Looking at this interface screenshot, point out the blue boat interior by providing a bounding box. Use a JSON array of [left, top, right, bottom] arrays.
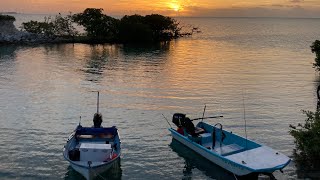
[[184, 122, 261, 156], [67, 125, 121, 162], [75, 126, 120, 145]]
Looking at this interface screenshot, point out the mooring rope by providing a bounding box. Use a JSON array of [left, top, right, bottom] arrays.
[[233, 173, 238, 180]]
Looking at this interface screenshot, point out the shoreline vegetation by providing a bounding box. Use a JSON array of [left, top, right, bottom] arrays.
[[289, 110, 320, 178], [289, 41, 320, 178], [0, 8, 198, 45]]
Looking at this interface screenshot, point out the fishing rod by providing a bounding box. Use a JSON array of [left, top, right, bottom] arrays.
[[201, 104, 206, 122], [97, 91, 100, 114], [162, 114, 173, 129], [242, 91, 248, 150], [191, 115, 223, 121]]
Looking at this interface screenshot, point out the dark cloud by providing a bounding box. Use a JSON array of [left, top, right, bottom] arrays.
[[270, 4, 301, 8], [289, 0, 304, 3], [271, 4, 285, 7]]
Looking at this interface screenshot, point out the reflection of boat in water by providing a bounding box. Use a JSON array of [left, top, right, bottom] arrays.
[[169, 113, 291, 179], [63, 92, 121, 180], [170, 139, 236, 180]]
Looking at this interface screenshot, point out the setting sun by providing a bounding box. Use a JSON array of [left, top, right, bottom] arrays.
[[168, 2, 182, 12]]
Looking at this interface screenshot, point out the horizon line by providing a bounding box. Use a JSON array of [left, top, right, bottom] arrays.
[[1, 12, 320, 19]]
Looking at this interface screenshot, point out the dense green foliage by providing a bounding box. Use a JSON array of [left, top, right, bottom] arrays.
[[21, 20, 54, 36], [119, 14, 180, 42], [289, 110, 320, 168], [52, 13, 78, 37], [21, 14, 78, 37], [144, 14, 180, 39], [311, 40, 320, 71], [0, 14, 15, 21], [119, 15, 153, 42], [72, 8, 119, 39]]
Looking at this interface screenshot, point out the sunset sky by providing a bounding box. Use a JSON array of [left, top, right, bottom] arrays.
[[1, 0, 320, 17]]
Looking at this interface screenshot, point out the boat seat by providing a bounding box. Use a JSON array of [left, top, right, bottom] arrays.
[[184, 127, 206, 138], [213, 143, 244, 156], [195, 127, 205, 135], [199, 133, 212, 144], [78, 137, 114, 145]]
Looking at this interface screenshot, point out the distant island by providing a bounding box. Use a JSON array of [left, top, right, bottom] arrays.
[[0, 8, 196, 44], [0, 12, 18, 14]]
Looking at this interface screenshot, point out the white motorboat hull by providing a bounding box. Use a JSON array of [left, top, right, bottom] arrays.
[[70, 158, 119, 180], [169, 121, 290, 176], [170, 129, 252, 176]]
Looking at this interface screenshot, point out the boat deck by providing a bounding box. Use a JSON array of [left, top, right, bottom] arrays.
[[225, 146, 290, 170], [202, 141, 245, 156], [202, 138, 290, 171], [199, 132, 245, 156]]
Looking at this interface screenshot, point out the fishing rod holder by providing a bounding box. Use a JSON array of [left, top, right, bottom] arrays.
[[212, 123, 225, 149]]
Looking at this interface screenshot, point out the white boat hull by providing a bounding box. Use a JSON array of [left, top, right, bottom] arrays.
[[70, 158, 119, 180]]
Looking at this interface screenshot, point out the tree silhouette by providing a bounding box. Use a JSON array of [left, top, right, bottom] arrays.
[[72, 8, 119, 39], [311, 40, 320, 70]]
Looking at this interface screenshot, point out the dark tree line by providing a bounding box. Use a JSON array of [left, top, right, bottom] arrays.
[[288, 40, 320, 178], [21, 14, 77, 37], [72, 8, 118, 40], [21, 8, 182, 43], [311, 40, 320, 70], [290, 110, 320, 169], [0, 14, 16, 21]]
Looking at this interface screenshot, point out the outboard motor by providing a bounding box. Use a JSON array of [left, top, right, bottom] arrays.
[[172, 113, 186, 127], [182, 117, 196, 137]]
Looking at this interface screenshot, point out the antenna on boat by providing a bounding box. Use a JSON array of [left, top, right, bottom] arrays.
[[93, 91, 103, 128], [97, 91, 99, 114], [162, 114, 173, 129], [201, 104, 206, 122], [242, 91, 248, 150], [79, 116, 81, 125]]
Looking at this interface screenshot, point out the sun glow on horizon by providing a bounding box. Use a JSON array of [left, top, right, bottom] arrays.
[[0, 0, 319, 17], [168, 2, 183, 12]]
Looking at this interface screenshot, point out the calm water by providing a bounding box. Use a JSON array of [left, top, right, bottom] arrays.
[[1, 17, 320, 180]]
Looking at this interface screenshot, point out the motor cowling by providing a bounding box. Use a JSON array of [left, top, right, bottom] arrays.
[[172, 113, 186, 127], [182, 117, 196, 136]]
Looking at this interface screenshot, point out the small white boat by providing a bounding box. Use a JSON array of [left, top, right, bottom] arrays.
[[169, 113, 290, 178], [63, 92, 121, 180]]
